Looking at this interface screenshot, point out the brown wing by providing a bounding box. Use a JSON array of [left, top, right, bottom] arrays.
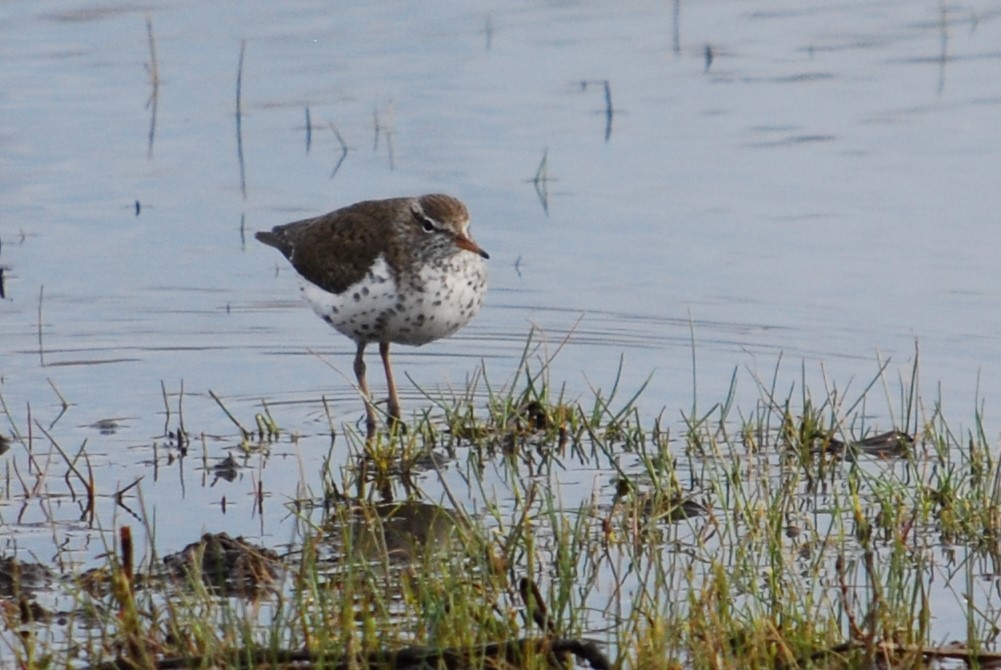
[[256, 199, 404, 295]]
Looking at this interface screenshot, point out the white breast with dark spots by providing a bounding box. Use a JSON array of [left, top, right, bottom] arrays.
[[300, 254, 487, 346]]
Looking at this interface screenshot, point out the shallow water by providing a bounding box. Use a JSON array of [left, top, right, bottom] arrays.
[[2, 0, 1001, 654]]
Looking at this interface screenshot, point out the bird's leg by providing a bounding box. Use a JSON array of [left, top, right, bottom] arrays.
[[379, 341, 403, 431], [354, 342, 377, 440]]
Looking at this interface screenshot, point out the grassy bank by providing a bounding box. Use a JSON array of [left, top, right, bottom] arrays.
[[2, 345, 1001, 669]]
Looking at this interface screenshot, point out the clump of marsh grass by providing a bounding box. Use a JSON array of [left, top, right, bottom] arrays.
[[6, 337, 1001, 669]]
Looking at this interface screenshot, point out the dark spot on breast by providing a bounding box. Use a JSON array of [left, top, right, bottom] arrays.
[[353, 292, 361, 302]]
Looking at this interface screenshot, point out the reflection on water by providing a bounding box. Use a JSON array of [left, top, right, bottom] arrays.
[[323, 499, 463, 565]]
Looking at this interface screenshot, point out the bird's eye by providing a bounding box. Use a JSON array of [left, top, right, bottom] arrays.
[[419, 216, 436, 233]]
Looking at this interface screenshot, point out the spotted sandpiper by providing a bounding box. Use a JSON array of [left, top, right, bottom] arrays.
[[256, 194, 488, 437]]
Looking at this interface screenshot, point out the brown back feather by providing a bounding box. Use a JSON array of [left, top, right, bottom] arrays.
[[255, 199, 404, 295]]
